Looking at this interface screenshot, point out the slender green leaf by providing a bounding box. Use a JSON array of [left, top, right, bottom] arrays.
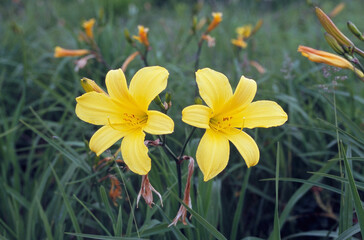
[[50, 166, 82, 240], [341, 144, 364, 239], [170, 190, 227, 240]]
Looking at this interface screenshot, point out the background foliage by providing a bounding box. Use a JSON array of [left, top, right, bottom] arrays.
[[1, 0, 364, 239]]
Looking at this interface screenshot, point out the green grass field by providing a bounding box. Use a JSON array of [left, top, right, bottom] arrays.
[[1, 0, 364, 239]]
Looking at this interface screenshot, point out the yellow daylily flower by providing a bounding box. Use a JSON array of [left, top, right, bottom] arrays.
[[133, 25, 149, 47], [182, 68, 287, 181], [54, 46, 90, 58], [231, 25, 252, 48], [83, 18, 96, 39], [298, 45, 364, 78], [76, 66, 174, 175], [206, 12, 223, 33]]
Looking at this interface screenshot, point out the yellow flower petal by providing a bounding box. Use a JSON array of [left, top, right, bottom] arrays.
[[223, 75, 257, 115], [75, 92, 123, 125], [128, 66, 169, 111], [89, 125, 125, 156], [121, 130, 150, 175], [181, 105, 212, 129], [235, 100, 288, 129], [105, 69, 130, 100], [196, 129, 229, 181], [222, 128, 259, 168], [196, 68, 233, 113], [143, 110, 174, 135]]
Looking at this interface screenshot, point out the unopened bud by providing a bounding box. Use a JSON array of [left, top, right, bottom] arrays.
[[324, 33, 345, 55], [153, 95, 165, 111], [315, 7, 354, 54], [194, 96, 203, 105], [81, 78, 106, 94], [192, 16, 198, 34], [165, 92, 172, 104], [347, 21, 364, 41], [124, 29, 133, 44]]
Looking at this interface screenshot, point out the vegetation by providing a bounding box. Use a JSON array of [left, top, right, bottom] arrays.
[[1, 0, 364, 239]]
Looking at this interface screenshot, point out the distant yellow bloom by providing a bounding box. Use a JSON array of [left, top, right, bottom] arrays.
[[236, 25, 252, 38], [76, 67, 174, 175], [231, 38, 248, 48], [133, 25, 149, 47], [231, 25, 252, 48], [206, 12, 222, 33], [83, 18, 96, 39], [54, 46, 90, 58], [182, 68, 288, 181]]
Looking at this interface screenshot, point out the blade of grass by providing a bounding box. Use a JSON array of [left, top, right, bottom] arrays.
[[271, 142, 281, 240], [73, 194, 112, 236], [341, 143, 364, 239], [339, 147, 353, 235], [65, 233, 147, 240], [169, 190, 227, 240], [336, 223, 361, 240], [230, 168, 251, 240], [35, 197, 53, 240], [268, 160, 336, 238], [50, 165, 82, 240]]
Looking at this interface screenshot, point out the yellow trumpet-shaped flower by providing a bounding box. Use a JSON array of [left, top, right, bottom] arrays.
[[133, 25, 149, 47], [83, 18, 96, 39], [298, 45, 364, 78], [54, 46, 90, 58], [76, 66, 174, 175], [182, 68, 288, 181], [206, 12, 223, 33]]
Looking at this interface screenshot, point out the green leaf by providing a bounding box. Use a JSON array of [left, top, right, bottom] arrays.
[[341, 144, 364, 239], [50, 166, 82, 240], [170, 190, 227, 240]]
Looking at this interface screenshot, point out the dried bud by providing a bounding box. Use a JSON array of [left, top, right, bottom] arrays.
[[137, 175, 163, 208], [169, 156, 194, 226]]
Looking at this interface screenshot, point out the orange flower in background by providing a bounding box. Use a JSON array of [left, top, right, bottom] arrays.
[[298, 45, 364, 78], [133, 25, 150, 47], [83, 18, 96, 39], [54, 46, 90, 58], [206, 12, 222, 33]]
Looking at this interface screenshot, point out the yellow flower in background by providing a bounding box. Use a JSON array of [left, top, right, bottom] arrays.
[[206, 12, 222, 33], [54, 46, 90, 58], [76, 67, 174, 175], [298, 45, 364, 78], [236, 25, 252, 39], [83, 18, 96, 39], [182, 68, 288, 181], [231, 24, 255, 48], [133, 25, 150, 47]]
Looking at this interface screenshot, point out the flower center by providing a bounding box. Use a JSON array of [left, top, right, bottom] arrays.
[[121, 112, 147, 128], [209, 115, 233, 132]]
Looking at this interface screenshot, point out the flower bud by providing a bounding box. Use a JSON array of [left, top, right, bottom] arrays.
[[315, 7, 354, 54], [347, 21, 364, 41], [124, 29, 133, 44], [324, 33, 345, 55], [81, 78, 106, 94]]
